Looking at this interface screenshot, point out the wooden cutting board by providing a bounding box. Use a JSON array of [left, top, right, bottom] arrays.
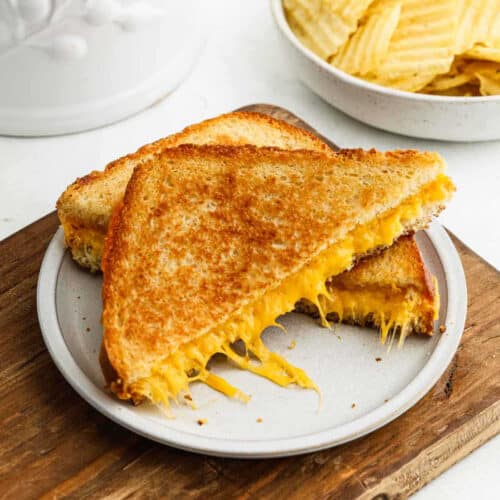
[[0, 104, 498, 500]]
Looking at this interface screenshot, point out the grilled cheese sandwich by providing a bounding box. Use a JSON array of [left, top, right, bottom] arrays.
[[59, 111, 442, 340], [102, 145, 454, 410]]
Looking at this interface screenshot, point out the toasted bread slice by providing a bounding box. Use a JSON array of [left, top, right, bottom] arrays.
[[57, 112, 330, 271], [296, 235, 439, 341], [102, 145, 453, 407]]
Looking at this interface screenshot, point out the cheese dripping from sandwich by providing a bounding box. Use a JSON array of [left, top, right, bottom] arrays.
[[104, 170, 452, 411]]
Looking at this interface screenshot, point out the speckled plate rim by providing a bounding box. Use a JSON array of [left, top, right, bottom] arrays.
[[37, 223, 467, 458]]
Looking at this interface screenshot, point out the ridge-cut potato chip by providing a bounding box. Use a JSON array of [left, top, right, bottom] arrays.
[[367, 73, 436, 92], [488, 7, 500, 44], [463, 60, 500, 94], [364, 0, 399, 16], [284, 0, 374, 60], [333, 1, 401, 76], [424, 83, 480, 96], [423, 72, 474, 93], [464, 44, 500, 63], [461, 59, 500, 75], [373, 0, 457, 89], [455, 1, 499, 54], [477, 73, 500, 95], [421, 58, 475, 92]]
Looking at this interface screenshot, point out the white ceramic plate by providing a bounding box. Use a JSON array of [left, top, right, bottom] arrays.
[[271, 0, 500, 142], [37, 223, 466, 458]]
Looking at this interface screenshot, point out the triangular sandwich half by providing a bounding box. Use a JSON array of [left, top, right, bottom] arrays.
[[102, 145, 454, 408], [296, 235, 439, 343]]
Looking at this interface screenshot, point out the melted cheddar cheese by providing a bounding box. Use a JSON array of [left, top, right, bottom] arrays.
[[61, 223, 104, 272], [321, 278, 439, 346], [113, 175, 452, 410]]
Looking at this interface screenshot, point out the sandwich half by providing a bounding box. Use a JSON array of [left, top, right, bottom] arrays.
[[102, 145, 454, 408], [296, 235, 439, 343]]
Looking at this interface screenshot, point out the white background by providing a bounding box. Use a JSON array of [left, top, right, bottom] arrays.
[[0, 1, 498, 498]]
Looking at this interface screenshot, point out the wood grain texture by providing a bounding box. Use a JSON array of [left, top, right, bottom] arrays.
[[0, 105, 498, 500]]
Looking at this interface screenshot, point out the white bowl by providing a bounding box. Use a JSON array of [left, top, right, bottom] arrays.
[[271, 0, 500, 142]]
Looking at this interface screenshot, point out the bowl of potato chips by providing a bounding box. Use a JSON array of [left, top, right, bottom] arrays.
[[271, 0, 500, 142]]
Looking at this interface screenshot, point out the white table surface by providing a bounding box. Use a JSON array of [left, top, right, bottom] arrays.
[[0, 1, 498, 498]]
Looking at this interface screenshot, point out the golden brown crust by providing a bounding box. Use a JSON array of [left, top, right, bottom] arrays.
[[56, 112, 331, 232], [329, 235, 434, 298], [101, 200, 123, 277], [136, 111, 331, 157], [99, 343, 118, 386], [56, 112, 334, 271], [102, 145, 451, 383]]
